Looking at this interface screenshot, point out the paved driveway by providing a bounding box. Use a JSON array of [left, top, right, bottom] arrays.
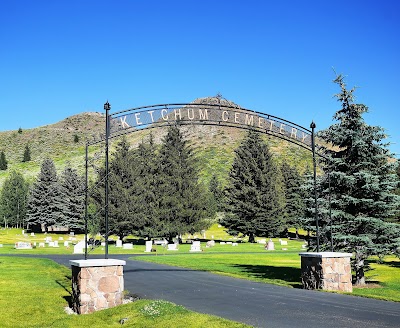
[[8, 254, 400, 328]]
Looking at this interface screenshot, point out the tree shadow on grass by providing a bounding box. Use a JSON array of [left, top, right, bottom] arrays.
[[231, 264, 302, 288]]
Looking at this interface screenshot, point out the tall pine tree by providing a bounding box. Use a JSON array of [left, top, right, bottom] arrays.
[[58, 166, 84, 231], [318, 75, 400, 285], [155, 125, 209, 242], [0, 171, 29, 228], [26, 158, 62, 231], [223, 130, 286, 242], [281, 162, 305, 238], [0, 151, 7, 170]]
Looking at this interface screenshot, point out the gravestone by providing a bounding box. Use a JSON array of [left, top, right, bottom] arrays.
[[30, 232, 35, 237], [145, 240, 152, 252], [206, 240, 215, 247], [122, 243, 133, 250], [220, 241, 226, 245], [167, 243, 178, 251], [74, 241, 85, 254], [280, 240, 288, 246], [116, 240, 123, 248], [39, 242, 45, 247], [232, 242, 238, 246], [53, 240, 59, 247], [49, 241, 55, 247], [64, 241, 69, 247], [190, 241, 201, 252], [266, 240, 275, 250], [15, 241, 32, 249], [258, 239, 266, 244]]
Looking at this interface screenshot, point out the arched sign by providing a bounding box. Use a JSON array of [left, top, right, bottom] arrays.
[[106, 102, 312, 151]]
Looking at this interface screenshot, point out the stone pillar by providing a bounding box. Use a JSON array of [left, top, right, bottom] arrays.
[[299, 252, 353, 293], [70, 259, 126, 314]]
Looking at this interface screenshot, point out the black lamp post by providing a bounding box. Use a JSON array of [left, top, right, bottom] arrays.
[[104, 101, 111, 259], [310, 121, 320, 252]]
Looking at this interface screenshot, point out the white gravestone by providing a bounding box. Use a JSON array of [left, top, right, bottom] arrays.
[[190, 241, 201, 252], [15, 241, 32, 249], [280, 240, 288, 246], [266, 240, 275, 250], [232, 242, 238, 246], [39, 242, 45, 247], [73, 241, 85, 254], [53, 240, 59, 247], [30, 232, 35, 237], [145, 240, 153, 252], [116, 240, 123, 248], [49, 241, 55, 247], [64, 241, 69, 247], [167, 243, 178, 251], [258, 239, 266, 244], [123, 243, 133, 250]]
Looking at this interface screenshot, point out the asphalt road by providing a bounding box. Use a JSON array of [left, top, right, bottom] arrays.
[[9, 254, 400, 328]]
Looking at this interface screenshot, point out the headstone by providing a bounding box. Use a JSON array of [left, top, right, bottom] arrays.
[[101, 242, 106, 246], [190, 241, 201, 252], [73, 241, 86, 254], [15, 241, 32, 249], [49, 241, 55, 247], [39, 242, 45, 247], [220, 241, 226, 245], [45, 237, 52, 243], [53, 240, 59, 247], [266, 240, 275, 250], [122, 243, 133, 250], [232, 242, 238, 246], [64, 241, 69, 247], [30, 232, 35, 237], [258, 239, 266, 244], [70, 232, 75, 236], [167, 243, 178, 251], [206, 240, 215, 247], [227, 241, 232, 244], [116, 240, 123, 248], [22, 230, 25, 235], [280, 240, 288, 246], [145, 240, 152, 252]]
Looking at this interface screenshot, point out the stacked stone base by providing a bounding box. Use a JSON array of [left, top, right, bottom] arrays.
[[299, 252, 352, 293], [70, 259, 126, 314]]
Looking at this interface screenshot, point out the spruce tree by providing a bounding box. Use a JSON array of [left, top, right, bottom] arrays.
[[58, 166, 84, 231], [155, 125, 209, 242], [0, 171, 29, 228], [22, 144, 31, 162], [107, 136, 136, 239], [223, 130, 286, 242], [0, 151, 7, 170], [26, 158, 62, 231], [281, 162, 305, 238], [318, 75, 400, 285], [209, 174, 225, 212]]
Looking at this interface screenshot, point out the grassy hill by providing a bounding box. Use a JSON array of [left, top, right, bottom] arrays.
[[0, 98, 313, 188]]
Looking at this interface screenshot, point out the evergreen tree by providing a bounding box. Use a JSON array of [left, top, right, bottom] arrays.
[[26, 158, 62, 231], [22, 144, 31, 162], [222, 130, 286, 242], [281, 162, 305, 238], [155, 125, 209, 242], [107, 136, 136, 239], [0, 171, 29, 228], [209, 174, 225, 212], [0, 151, 7, 171], [130, 135, 159, 239], [58, 166, 84, 231], [318, 75, 400, 285]]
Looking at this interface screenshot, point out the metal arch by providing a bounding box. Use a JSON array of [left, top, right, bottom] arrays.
[[85, 101, 330, 259]]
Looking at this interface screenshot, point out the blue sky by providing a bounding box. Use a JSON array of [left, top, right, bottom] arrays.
[[1, 0, 399, 157]]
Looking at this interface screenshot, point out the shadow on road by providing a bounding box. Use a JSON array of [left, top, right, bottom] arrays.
[[232, 264, 302, 288]]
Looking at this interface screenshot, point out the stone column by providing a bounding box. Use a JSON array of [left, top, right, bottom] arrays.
[[70, 259, 126, 314], [299, 252, 353, 293]]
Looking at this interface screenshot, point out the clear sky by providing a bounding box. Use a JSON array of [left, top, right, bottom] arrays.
[[1, 0, 399, 157]]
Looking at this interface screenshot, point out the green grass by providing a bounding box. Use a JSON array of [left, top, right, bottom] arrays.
[[0, 256, 250, 328]]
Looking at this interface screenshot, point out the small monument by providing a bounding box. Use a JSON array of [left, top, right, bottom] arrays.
[[145, 240, 152, 252], [190, 240, 201, 252]]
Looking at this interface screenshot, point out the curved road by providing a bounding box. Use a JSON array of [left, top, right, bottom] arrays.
[[9, 254, 400, 328]]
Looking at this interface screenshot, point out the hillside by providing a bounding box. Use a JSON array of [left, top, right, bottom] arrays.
[[0, 98, 313, 188]]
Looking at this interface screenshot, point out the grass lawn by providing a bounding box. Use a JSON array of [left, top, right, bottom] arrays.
[[0, 256, 250, 328]]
